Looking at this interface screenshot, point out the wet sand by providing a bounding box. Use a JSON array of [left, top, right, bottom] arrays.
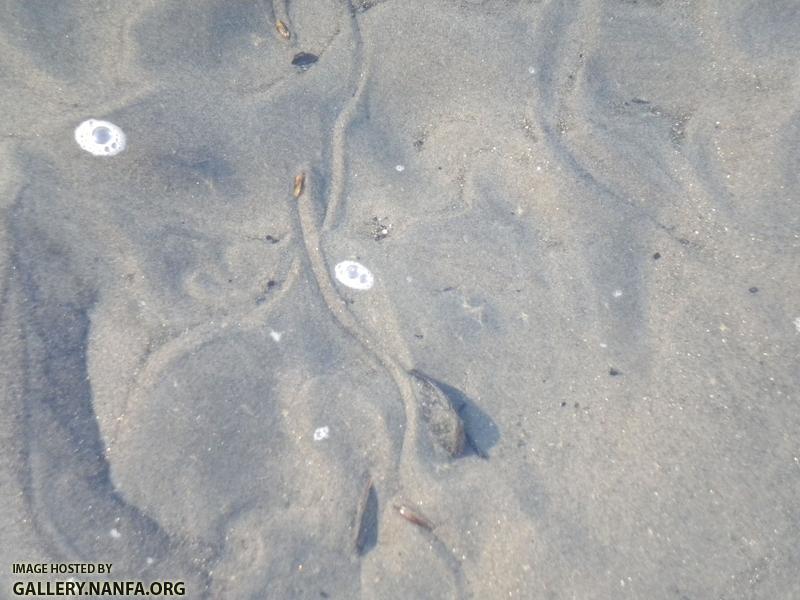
[[1, 1, 799, 598]]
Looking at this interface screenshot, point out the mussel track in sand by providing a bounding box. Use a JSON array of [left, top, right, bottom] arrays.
[[292, 3, 467, 592]]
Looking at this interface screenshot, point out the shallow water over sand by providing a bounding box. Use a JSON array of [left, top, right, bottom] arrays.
[[1, 1, 799, 598]]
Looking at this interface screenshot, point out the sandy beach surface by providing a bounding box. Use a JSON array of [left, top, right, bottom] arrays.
[[1, 1, 799, 598]]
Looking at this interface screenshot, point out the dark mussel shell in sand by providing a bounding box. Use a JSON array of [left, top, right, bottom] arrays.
[[409, 370, 466, 459], [291, 52, 318, 70]]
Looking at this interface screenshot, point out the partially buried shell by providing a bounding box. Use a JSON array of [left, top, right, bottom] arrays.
[[292, 52, 319, 70], [275, 20, 290, 40], [293, 172, 305, 198], [393, 504, 434, 531], [409, 370, 465, 459], [354, 478, 378, 554]]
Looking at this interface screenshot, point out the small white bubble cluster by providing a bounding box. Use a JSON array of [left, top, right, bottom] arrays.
[[313, 426, 330, 441], [74, 118, 126, 157], [334, 260, 374, 290]]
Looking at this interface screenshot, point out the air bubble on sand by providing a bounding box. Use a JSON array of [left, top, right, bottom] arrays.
[[613, 289, 623, 298], [269, 330, 283, 342], [74, 119, 126, 156], [794, 317, 800, 333], [395, 164, 405, 172], [109, 528, 121, 539], [334, 261, 374, 290], [313, 426, 329, 441]]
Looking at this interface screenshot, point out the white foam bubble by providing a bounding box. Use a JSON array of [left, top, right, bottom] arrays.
[[74, 119, 126, 157], [313, 426, 329, 441], [334, 260, 374, 290]]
